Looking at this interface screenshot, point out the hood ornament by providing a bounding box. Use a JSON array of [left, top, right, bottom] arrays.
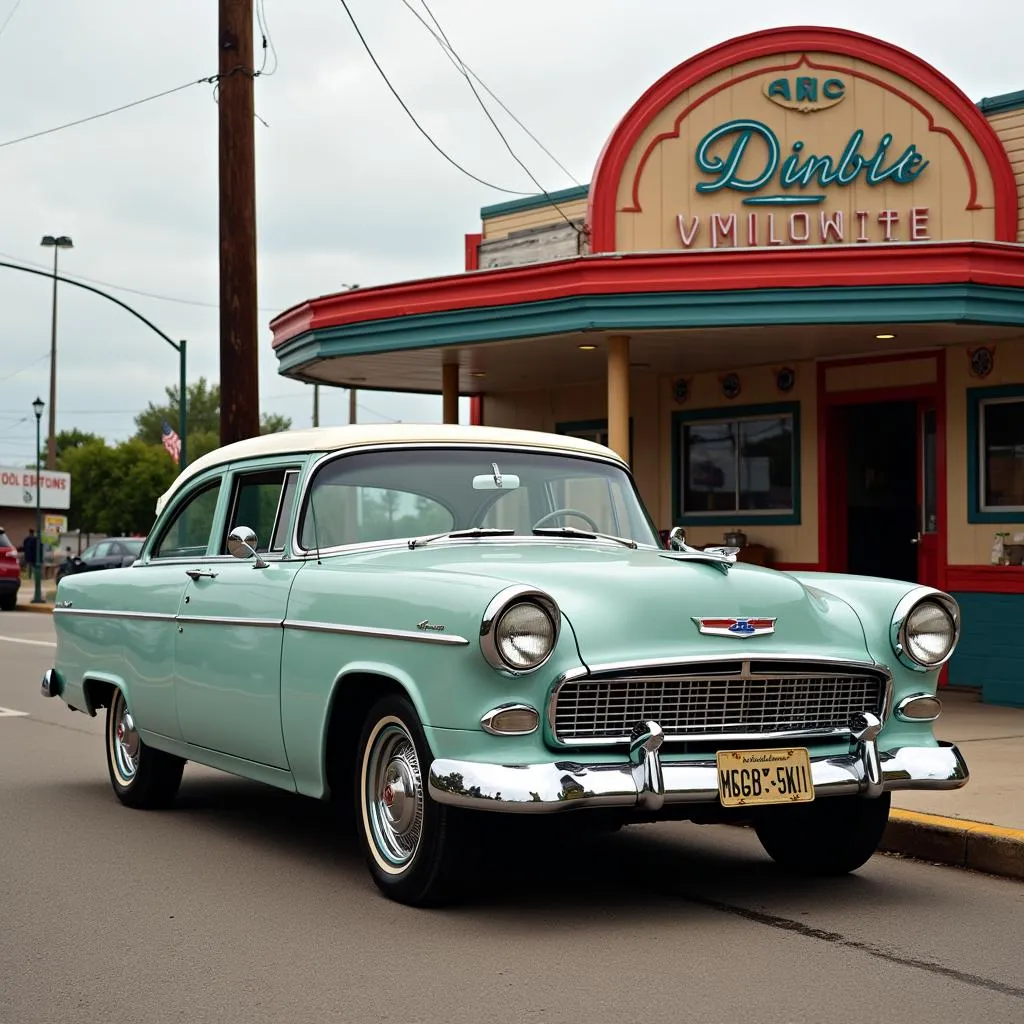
[[693, 616, 776, 638]]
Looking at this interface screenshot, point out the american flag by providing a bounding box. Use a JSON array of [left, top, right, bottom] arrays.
[[161, 420, 181, 464]]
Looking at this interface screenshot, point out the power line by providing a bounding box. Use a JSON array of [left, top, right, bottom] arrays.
[[0, 350, 47, 383], [401, 0, 582, 187], [255, 0, 279, 77], [333, 0, 532, 196], [0, 0, 25, 44], [408, 0, 583, 237], [0, 249, 283, 313], [0, 73, 218, 151]]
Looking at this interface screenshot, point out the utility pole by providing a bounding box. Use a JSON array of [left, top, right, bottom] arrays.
[[218, 0, 260, 446], [349, 387, 357, 424], [312, 384, 320, 427]]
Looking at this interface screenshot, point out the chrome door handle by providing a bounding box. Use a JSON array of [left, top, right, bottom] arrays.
[[185, 568, 219, 580]]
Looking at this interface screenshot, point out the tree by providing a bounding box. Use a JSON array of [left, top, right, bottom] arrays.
[[58, 438, 176, 536], [134, 378, 292, 463], [39, 428, 104, 464]]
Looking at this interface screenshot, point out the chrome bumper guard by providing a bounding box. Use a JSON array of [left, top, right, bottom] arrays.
[[427, 714, 969, 814]]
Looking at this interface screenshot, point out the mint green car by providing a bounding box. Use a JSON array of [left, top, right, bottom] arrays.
[[41, 425, 968, 905]]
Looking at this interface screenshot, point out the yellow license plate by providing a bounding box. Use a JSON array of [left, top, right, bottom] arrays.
[[716, 747, 815, 807]]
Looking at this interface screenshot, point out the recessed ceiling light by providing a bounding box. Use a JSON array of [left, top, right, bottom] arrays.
[[578, 344, 597, 351], [875, 333, 896, 340], [630, 361, 651, 368], [471, 372, 486, 378]]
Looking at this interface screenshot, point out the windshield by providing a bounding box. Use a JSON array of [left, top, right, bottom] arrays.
[[297, 447, 659, 550]]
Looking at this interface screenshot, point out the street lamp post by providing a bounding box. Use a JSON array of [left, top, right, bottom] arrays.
[[40, 234, 73, 471], [31, 396, 44, 603]]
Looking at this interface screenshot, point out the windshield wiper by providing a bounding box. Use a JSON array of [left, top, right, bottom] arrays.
[[408, 528, 515, 550], [532, 526, 637, 549]]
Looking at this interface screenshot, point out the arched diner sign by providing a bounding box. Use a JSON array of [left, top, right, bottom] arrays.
[[588, 28, 1016, 252]]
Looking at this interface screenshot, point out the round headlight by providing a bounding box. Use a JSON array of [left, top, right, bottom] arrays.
[[894, 594, 959, 670], [495, 601, 556, 671]]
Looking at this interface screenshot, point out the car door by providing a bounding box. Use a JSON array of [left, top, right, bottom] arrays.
[[173, 465, 302, 769], [122, 475, 225, 742]]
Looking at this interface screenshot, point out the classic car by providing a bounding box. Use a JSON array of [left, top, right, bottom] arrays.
[[56, 537, 145, 580], [40, 424, 969, 906]]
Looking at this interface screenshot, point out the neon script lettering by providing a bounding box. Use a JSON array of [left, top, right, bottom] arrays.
[[694, 119, 928, 204]]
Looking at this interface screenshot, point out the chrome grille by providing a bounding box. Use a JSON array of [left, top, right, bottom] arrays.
[[551, 662, 886, 745]]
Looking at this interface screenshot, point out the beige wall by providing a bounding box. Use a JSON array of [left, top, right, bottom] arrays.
[[481, 198, 589, 241], [612, 53, 999, 252], [484, 360, 820, 565], [947, 342, 1024, 564], [985, 107, 1024, 241]]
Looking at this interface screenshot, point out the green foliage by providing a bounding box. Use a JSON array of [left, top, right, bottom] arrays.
[[134, 377, 292, 459], [58, 439, 177, 536]]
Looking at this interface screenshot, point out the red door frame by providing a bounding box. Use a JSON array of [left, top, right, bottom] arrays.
[[816, 350, 948, 593]]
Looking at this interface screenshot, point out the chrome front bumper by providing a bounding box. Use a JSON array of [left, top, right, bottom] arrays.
[[427, 718, 969, 814]]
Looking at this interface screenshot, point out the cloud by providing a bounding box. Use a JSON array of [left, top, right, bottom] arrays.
[[0, 0, 1019, 462]]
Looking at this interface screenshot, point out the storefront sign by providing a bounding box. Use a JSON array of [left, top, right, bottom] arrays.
[[604, 47, 999, 252], [0, 467, 71, 511]]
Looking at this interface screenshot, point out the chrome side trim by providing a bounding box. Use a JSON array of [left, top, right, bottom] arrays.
[[427, 741, 970, 814], [546, 657, 893, 747], [177, 615, 281, 629], [283, 619, 469, 646], [51, 608, 176, 622]]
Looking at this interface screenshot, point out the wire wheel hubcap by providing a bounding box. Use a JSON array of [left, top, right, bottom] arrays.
[[365, 723, 424, 869]]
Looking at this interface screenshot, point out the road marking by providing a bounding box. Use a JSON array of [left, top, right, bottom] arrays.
[[0, 635, 56, 647], [0, 706, 29, 718]]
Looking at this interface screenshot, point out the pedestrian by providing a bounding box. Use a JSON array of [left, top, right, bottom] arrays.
[[21, 528, 39, 575]]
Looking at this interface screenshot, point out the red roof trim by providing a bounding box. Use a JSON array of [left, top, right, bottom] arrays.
[[587, 27, 1018, 251], [270, 242, 1024, 346]]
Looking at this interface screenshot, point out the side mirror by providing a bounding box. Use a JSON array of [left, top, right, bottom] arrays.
[[227, 526, 269, 569], [667, 526, 687, 551]]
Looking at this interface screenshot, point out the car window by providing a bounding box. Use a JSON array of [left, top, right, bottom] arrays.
[[297, 448, 658, 549], [152, 481, 222, 560], [0, 531, 11, 548], [93, 542, 114, 558], [270, 471, 299, 551], [80, 544, 99, 560], [123, 539, 145, 557], [224, 468, 299, 554]]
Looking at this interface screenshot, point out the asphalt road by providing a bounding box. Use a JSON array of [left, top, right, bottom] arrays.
[[2, 612, 1023, 1024]]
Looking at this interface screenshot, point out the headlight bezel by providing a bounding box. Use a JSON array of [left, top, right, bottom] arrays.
[[890, 588, 960, 671], [480, 585, 560, 675]]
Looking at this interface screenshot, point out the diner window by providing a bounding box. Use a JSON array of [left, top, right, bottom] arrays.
[[970, 387, 1024, 521], [674, 403, 799, 523]]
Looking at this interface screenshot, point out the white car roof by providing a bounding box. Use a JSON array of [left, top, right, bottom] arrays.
[[155, 423, 624, 515]]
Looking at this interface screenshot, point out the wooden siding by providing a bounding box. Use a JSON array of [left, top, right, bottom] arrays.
[[481, 198, 589, 240], [987, 107, 1024, 241]]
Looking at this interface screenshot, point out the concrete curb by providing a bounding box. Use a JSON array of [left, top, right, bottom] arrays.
[[15, 602, 54, 614], [882, 809, 1024, 881]]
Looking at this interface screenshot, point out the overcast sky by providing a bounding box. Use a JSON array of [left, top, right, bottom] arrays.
[[0, 0, 1018, 465]]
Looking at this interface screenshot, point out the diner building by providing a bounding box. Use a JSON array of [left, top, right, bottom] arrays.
[[271, 27, 1024, 705]]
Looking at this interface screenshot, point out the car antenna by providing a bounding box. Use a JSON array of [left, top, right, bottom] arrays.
[[307, 490, 323, 565]]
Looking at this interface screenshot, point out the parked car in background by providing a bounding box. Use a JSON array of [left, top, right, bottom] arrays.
[[0, 528, 20, 610], [56, 537, 145, 580], [41, 425, 969, 906]]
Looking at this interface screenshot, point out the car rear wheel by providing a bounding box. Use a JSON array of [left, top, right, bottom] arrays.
[[105, 689, 185, 809], [355, 695, 476, 906], [754, 792, 892, 875], [0, 593, 15, 611]]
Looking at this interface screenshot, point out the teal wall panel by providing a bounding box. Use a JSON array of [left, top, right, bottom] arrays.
[[948, 592, 1024, 707]]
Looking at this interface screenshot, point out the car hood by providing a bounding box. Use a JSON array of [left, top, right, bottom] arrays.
[[346, 541, 874, 669]]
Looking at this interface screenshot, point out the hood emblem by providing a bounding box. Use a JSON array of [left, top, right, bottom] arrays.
[[692, 616, 776, 638]]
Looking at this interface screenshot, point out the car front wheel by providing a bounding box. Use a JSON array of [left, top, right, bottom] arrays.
[[355, 695, 475, 906], [754, 792, 892, 875], [105, 689, 185, 809]]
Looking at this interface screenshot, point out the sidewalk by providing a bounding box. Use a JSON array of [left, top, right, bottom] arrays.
[[10, 585, 1024, 878]]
